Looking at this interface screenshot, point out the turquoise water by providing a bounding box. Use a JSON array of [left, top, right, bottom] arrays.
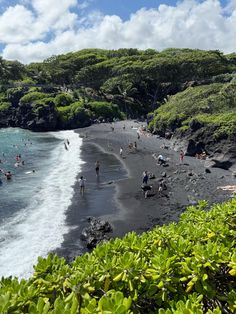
[[0, 128, 59, 221], [0, 128, 84, 278]]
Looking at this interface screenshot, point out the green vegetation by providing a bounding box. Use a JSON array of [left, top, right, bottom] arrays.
[[88, 101, 121, 119], [150, 78, 236, 139], [57, 101, 91, 128], [0, 48, 236, 129], [1, 198, 236, 313], [0, 102, 11, 112], [20, 92, 50, 105]]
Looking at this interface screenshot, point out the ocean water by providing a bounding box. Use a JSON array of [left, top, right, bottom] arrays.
[[0, 128, 84, 278]]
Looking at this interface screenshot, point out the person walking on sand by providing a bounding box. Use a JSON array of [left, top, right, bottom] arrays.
[[179, 150, 184, 163], [95, 160, 100, 176], [79, 176, 86, 195]]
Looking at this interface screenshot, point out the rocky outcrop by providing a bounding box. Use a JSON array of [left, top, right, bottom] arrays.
[[171, 126, 236, 171], [0, 107, 15, 128], [14, 102, 58, 131], [80, 217, 112, 249]]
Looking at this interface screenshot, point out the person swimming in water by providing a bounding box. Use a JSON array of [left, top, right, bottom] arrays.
[[4, 171, 12, 180]]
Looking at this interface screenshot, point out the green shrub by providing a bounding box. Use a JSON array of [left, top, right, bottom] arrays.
[[31, 97, 56, 114], [1, 198, 236, 313], [88, 101, 121, 119], [20, 91, 49, 104], [150, 80, 236, 136], [55, 93, 74, 107], [0, 101, 11, 111], [57, 101, 91, 128]]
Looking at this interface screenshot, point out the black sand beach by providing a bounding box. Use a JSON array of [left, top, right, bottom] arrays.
[[57, 120, 236, 259]]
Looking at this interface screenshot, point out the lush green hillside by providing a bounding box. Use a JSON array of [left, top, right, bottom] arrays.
[[1, 48, 236, 131], [149, 76, 236, 141], [1, 198, 236, 313]]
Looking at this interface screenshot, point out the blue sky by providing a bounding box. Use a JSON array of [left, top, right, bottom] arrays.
[[0, 0, 235, 63]]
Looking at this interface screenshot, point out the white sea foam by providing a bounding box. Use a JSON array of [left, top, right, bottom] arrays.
[[0, 130, 84, 278]]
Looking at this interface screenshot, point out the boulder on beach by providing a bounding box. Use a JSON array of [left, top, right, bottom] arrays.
[[81, 217, 112, 249]]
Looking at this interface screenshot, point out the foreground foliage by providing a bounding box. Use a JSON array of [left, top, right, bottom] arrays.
[[1, 198, 236, 313]]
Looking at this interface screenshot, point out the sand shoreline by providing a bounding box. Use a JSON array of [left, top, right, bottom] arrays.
[[75, 120, 235, 239], [56, 120, 236, 259]]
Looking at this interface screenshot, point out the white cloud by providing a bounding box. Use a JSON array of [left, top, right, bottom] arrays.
[[0, 5, 35, 44], [1, 0, 236, 63], [0, 0, 78, 45]]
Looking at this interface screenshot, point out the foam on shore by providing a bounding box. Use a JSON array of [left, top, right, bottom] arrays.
[[0, 130, 83, 278]]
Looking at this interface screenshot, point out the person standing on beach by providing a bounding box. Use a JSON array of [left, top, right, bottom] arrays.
[[180, 150, 184, 163], [95, 161, 100, 176], [79, 176, 86, 195], [120, 146, 123, 158], [142, 171, 148, 185]]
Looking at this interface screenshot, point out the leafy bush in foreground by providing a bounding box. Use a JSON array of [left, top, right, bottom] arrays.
[[1, 198, 236, 313]]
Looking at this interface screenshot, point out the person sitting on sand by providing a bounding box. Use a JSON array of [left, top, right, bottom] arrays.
[[158, 179, 167, 194], [119, 147, 123, 158], [141, 184, 153, 198], [157, 154, 166, 165], [201, 151, 207, 160]]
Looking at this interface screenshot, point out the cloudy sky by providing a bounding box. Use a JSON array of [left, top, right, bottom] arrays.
[[0, 0, 235, 63]]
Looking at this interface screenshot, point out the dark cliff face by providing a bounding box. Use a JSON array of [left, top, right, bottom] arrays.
[[174, 125, 236, 170], [14, 102, 59, 131], [0, 103, 92, 131], [0, 107, 16, 128]]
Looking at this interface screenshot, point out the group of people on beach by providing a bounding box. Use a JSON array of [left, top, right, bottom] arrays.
[[141, 170, 167, 198], [79, 160, 100, 196]]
